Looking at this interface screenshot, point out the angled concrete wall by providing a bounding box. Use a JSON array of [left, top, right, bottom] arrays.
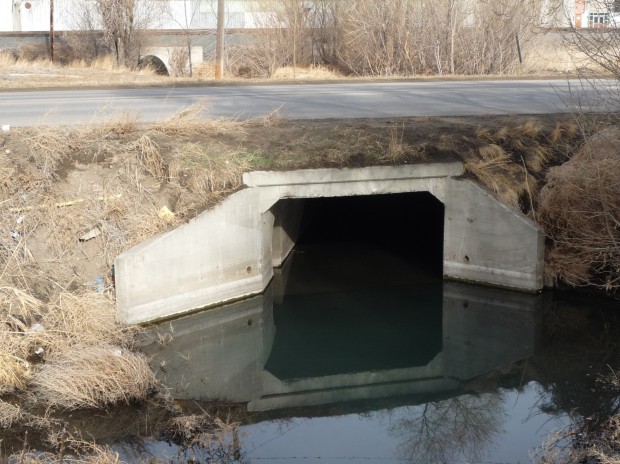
[[115, 163, 544, 324]]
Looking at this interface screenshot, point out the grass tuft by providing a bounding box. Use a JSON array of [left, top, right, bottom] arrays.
[[31, 344, 157, 409], [0, 352, 30, 394]]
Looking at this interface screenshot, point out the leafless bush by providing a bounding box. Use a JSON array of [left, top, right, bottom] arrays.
[[539, 127, 620, 292], [157, 412, 245, 463], [72, 0, 164, 68], [238, 0, 556, 77], [169, 47, 190, 77]]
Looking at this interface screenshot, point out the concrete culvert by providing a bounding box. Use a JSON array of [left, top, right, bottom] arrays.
[[140, 55, 169, 76]]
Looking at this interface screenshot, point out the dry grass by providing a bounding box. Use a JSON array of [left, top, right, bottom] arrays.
[[0, 352, 30, 395], [538, 128, 620, 291], [466, 119, 581, 214], [169, 143, 252, 195], [464, 144, 528, 207], [0, 52, 171, 90], [15, 446, 125, 464], [43, 292, 139, 350], [156, 411, 243, 462], [152, 101, 248, 137], [271, 65, 342, 80], [0, 400, 23, 428], [31, 344, 156, 409]]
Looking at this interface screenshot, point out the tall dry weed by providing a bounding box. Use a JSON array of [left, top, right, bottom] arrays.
[[464, 144, 527, 207], [539, 128, 620, 291], [31, 344, 156, 409], [0, 352, 30, 395], [43, 292, 139, 351], [0, 400, 22, 428], [153, 101, 245, 137], [169, 144, 251, 195], [126, 134, 165, 179]]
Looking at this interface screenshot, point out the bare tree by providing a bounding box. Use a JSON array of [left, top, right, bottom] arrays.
[[243, 0, 314, 77], [386, 394, 505, 464], [72, 0, 164, 67], [237, 0, 556, 78], [165, 0, 203, 76]]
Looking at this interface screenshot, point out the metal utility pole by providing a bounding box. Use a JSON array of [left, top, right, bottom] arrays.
[[50, 0, 54, 62], [215, 0, 225, 79]]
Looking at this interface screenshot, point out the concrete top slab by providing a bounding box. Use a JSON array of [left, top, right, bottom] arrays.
[[243, 163, 464, 187]]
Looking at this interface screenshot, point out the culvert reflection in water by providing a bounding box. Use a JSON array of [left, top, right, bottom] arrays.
[[135, 234, 620, 464]]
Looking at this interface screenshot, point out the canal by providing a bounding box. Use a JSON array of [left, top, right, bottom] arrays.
[[136, 226, 620, 463]]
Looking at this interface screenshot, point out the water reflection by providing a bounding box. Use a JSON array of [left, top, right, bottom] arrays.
[[141, 244, 551, 462], [143, 245, 540, 414], [386, 394, 505, 463]]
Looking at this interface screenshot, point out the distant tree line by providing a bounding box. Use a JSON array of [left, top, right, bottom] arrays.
[[232, 0, 564, 77], [63, 0, 566, 77]]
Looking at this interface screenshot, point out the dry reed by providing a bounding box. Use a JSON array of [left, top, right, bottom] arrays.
[[31, 344, 157, 409], [169, 144, 251, 195], [43, 292, 139, 351], [464, 144, 526, 207], [538, 131, 620, 291], [0, 352, 30, 394], [153, 101, 240, 137]]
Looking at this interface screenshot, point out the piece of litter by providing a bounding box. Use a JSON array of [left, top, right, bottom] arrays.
[[29, 323, 45, 333], [34, 347, 44, 355], [1, 125, 9, 132], [5, 149, 10, 155], [16, 215, 25, 224], [79, 227, 101, 242], [158, 205, 175, 223], [10, 231, 19, 239]]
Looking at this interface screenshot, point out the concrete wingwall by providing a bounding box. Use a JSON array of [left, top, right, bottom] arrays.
[[115, 163, 544, 324]]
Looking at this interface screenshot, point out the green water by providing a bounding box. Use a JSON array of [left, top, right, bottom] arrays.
[[138, 241, 620, 464]]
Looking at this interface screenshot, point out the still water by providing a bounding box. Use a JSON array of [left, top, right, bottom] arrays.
[[140, 240, 620, 464]]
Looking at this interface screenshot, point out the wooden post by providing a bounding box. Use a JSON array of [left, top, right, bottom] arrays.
[[50, 0, 54, 62], [215, 0, 225, 79]]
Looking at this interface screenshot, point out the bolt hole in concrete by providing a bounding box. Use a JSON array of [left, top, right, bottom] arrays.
[[246, 266, 252, 274]]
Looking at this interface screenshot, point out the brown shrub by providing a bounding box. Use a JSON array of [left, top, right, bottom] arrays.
[[538, 128, 620, 291]]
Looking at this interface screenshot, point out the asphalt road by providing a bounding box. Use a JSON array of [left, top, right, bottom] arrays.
[[0, 79, 616, 127]]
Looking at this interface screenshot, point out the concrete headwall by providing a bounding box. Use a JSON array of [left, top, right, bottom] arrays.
[[115, 163, 544, 324]]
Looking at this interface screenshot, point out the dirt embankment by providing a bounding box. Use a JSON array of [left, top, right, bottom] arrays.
[[0, 110, 618, 460]]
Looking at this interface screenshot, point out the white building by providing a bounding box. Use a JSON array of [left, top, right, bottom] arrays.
[[1, 0, 262, 32], [3, 0, 617, 33]]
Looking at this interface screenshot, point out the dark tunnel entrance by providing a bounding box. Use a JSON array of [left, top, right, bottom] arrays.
[[265, 192, 445, 380], [295, 192, 445, 276]]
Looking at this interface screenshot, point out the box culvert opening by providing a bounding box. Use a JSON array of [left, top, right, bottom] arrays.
[[265, 192, 445, 380], [294, 191, 444, 276]]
